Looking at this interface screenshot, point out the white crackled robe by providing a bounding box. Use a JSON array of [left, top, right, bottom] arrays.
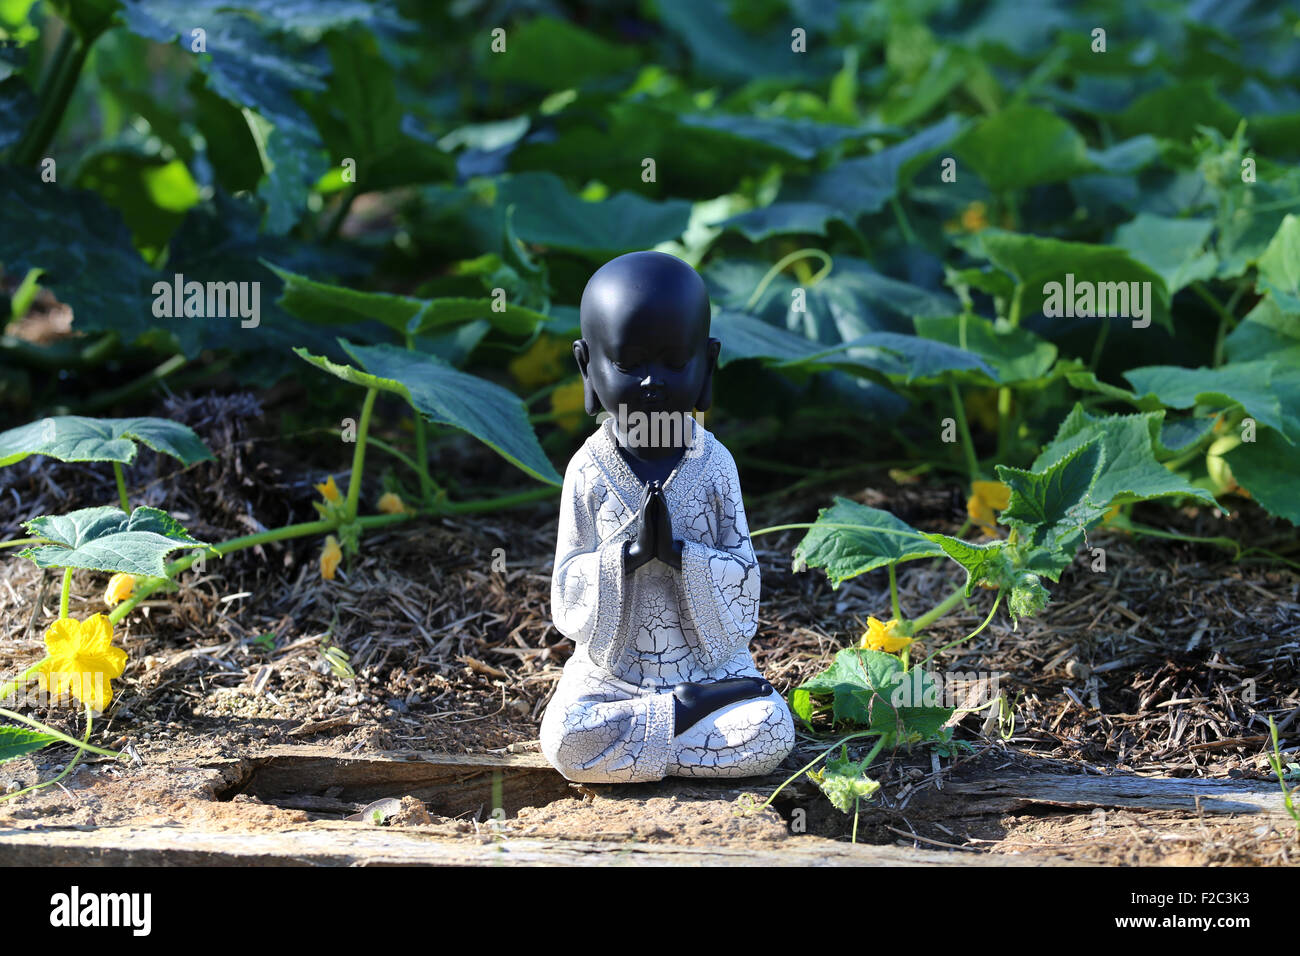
[[540, 416, 795, 783]]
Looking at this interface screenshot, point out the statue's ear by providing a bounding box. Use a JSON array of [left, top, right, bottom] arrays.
[[573, 339, 601, 416], [694, 337, 722, 412]]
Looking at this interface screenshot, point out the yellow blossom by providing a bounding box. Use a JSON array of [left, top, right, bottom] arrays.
[[377, 492, 408, 515], [103, 573, 135, 606], [858, 616, 913, 654], [33, 614, 128, 712], [550, 379, 587, 431], [961, 201, 989, 232], [963, 388, 1000, 434], [320, 535, 342, 580], [967, 480, 1011, 534], [509, 335, 572, 389], [315, 475, 343, 505]]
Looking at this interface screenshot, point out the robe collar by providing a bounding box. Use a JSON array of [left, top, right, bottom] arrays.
[[585, 413, 714, 515]]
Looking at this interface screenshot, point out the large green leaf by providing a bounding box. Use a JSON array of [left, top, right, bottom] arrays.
[[1124, 362, 1294, 442], [792, 646, 951, 739], [0, 172, 160, 345], [497, 172, 691, 256], [790, 331, 995, 383], [271, 264, 547, 339], [0, 726, 58, 763], [979, 231, 1172, 333], [0, 416, 213, 468], [1256, 214, 1300, 312], [996, 438, 1104, 547], [653, 0, 821, 82], [954, 105, 1096, 191], [780, 115, 965, 218], [1112, 213, 1217, 294], [295, 340, 561, 485], [1227, 428, 1300, 525], [482, 16, 638, 88], [710, 309, 824, 367], [713, 202, 853, 242], [913, 314, 1057, 385], [21, 506, 208, 575], [1034, 406, 1216, 514], [792, 498, 942, 588], [1223, 297, 1300, 366], [678, 114, 877, 161], [921, 534, 1012, 596]]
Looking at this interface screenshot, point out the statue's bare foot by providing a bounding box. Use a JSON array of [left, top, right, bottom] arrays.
[[672, 677, 773, 735]]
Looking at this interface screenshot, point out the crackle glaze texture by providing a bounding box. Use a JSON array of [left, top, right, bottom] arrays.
[[540, 416, 795, 783]]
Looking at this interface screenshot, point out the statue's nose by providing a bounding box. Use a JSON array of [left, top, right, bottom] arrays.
[[640, 373, 663, 389]]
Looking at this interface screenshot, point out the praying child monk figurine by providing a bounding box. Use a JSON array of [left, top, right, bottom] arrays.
[[540, 251, 795, 783]]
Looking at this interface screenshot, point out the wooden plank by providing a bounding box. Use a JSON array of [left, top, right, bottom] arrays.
[[942, 773, 1289, 817], [0, 824, 1073, 867]]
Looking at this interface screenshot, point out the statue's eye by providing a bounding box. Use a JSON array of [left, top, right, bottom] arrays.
[[614, 361, 636, 374]]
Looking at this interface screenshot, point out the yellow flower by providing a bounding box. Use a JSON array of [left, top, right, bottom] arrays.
[[858, 616, 913, 654], [33, 614, 128, 712], [315, 475, 343, 505], [377, 492, 408, 515], [967, 480, 1011, 534], [963, 387, 1000, 434], [960, 201, 989, 232], [320, 535, 342, 580], [103, 573, 135, 606], [549, 379, 587, 431], [509, 334, 573, 389]]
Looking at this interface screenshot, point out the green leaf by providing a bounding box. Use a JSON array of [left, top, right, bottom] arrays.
[[979, 231, 1172, 334], [712, 202, 852, 242], [21, 506, 208, 576], [795, 647, 952, 738], [792, 497, 942, 588], [1124, 362, 1293, 442], [0, 416, 214, 468], [74, 144, 201, 250], [791, 331, 995, 383], [1227, 428, 1300, 525], [497, 172, 691, 256], [1034, 406, 1217, 516], [482, 16, 638, 88], [678, 113, 877, 161], [954, 105, 1096, 192], [1112, 214, 1217, 294], [0, 725, 58, 763], [653, 0, 819, 82], [1256, 214, 1300, 311], [921, 534, 1012, 596], [913, 314, 1057, 385], [996, 438, 1104, 547], [1224, 297, 1300, 366], [0, 172, 161, 345], [813, 746, 881, 813], [270, 263, 548, 340], [781, 115, 964, 218], [710, 309, 824, 367], [295, 340, 561, 486]]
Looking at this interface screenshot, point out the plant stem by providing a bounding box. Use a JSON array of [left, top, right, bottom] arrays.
[[888, 564, 902, 621], [13, 27, 90, 167], [75, 353, 187, 413], [0, 703, 97, 803], [0, 538, 43, 550], [995, 386, 1012, 462], [890, 196, 916, 244], [919, 592, 1002, 667], [412, 412, 434, 504], [323, 187, 358, 243], [345, 388, 378, 521], [947, 379, 979, 483], [753, 730, 881, 812], [112, 462, 130, 512], [1088, 316, 1110, 371], [105, 512, 414, 625], [745, 249, 833, 311], [442, 485, 559, 514], [59, 567, 72, 619], [0, 661, 45, 704], [906, 583, 967, 635], [0, 706, 120, 759], [363, 434, 423, 479]]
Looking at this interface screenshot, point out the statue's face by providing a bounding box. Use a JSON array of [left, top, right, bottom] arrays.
[[575, 252, 719, 458]]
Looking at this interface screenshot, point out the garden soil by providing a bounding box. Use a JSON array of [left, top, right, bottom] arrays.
[[1, 392, 1296, 865]]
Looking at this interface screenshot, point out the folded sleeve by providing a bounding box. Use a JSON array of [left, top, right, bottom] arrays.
[[679, 449, 760, 671]]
